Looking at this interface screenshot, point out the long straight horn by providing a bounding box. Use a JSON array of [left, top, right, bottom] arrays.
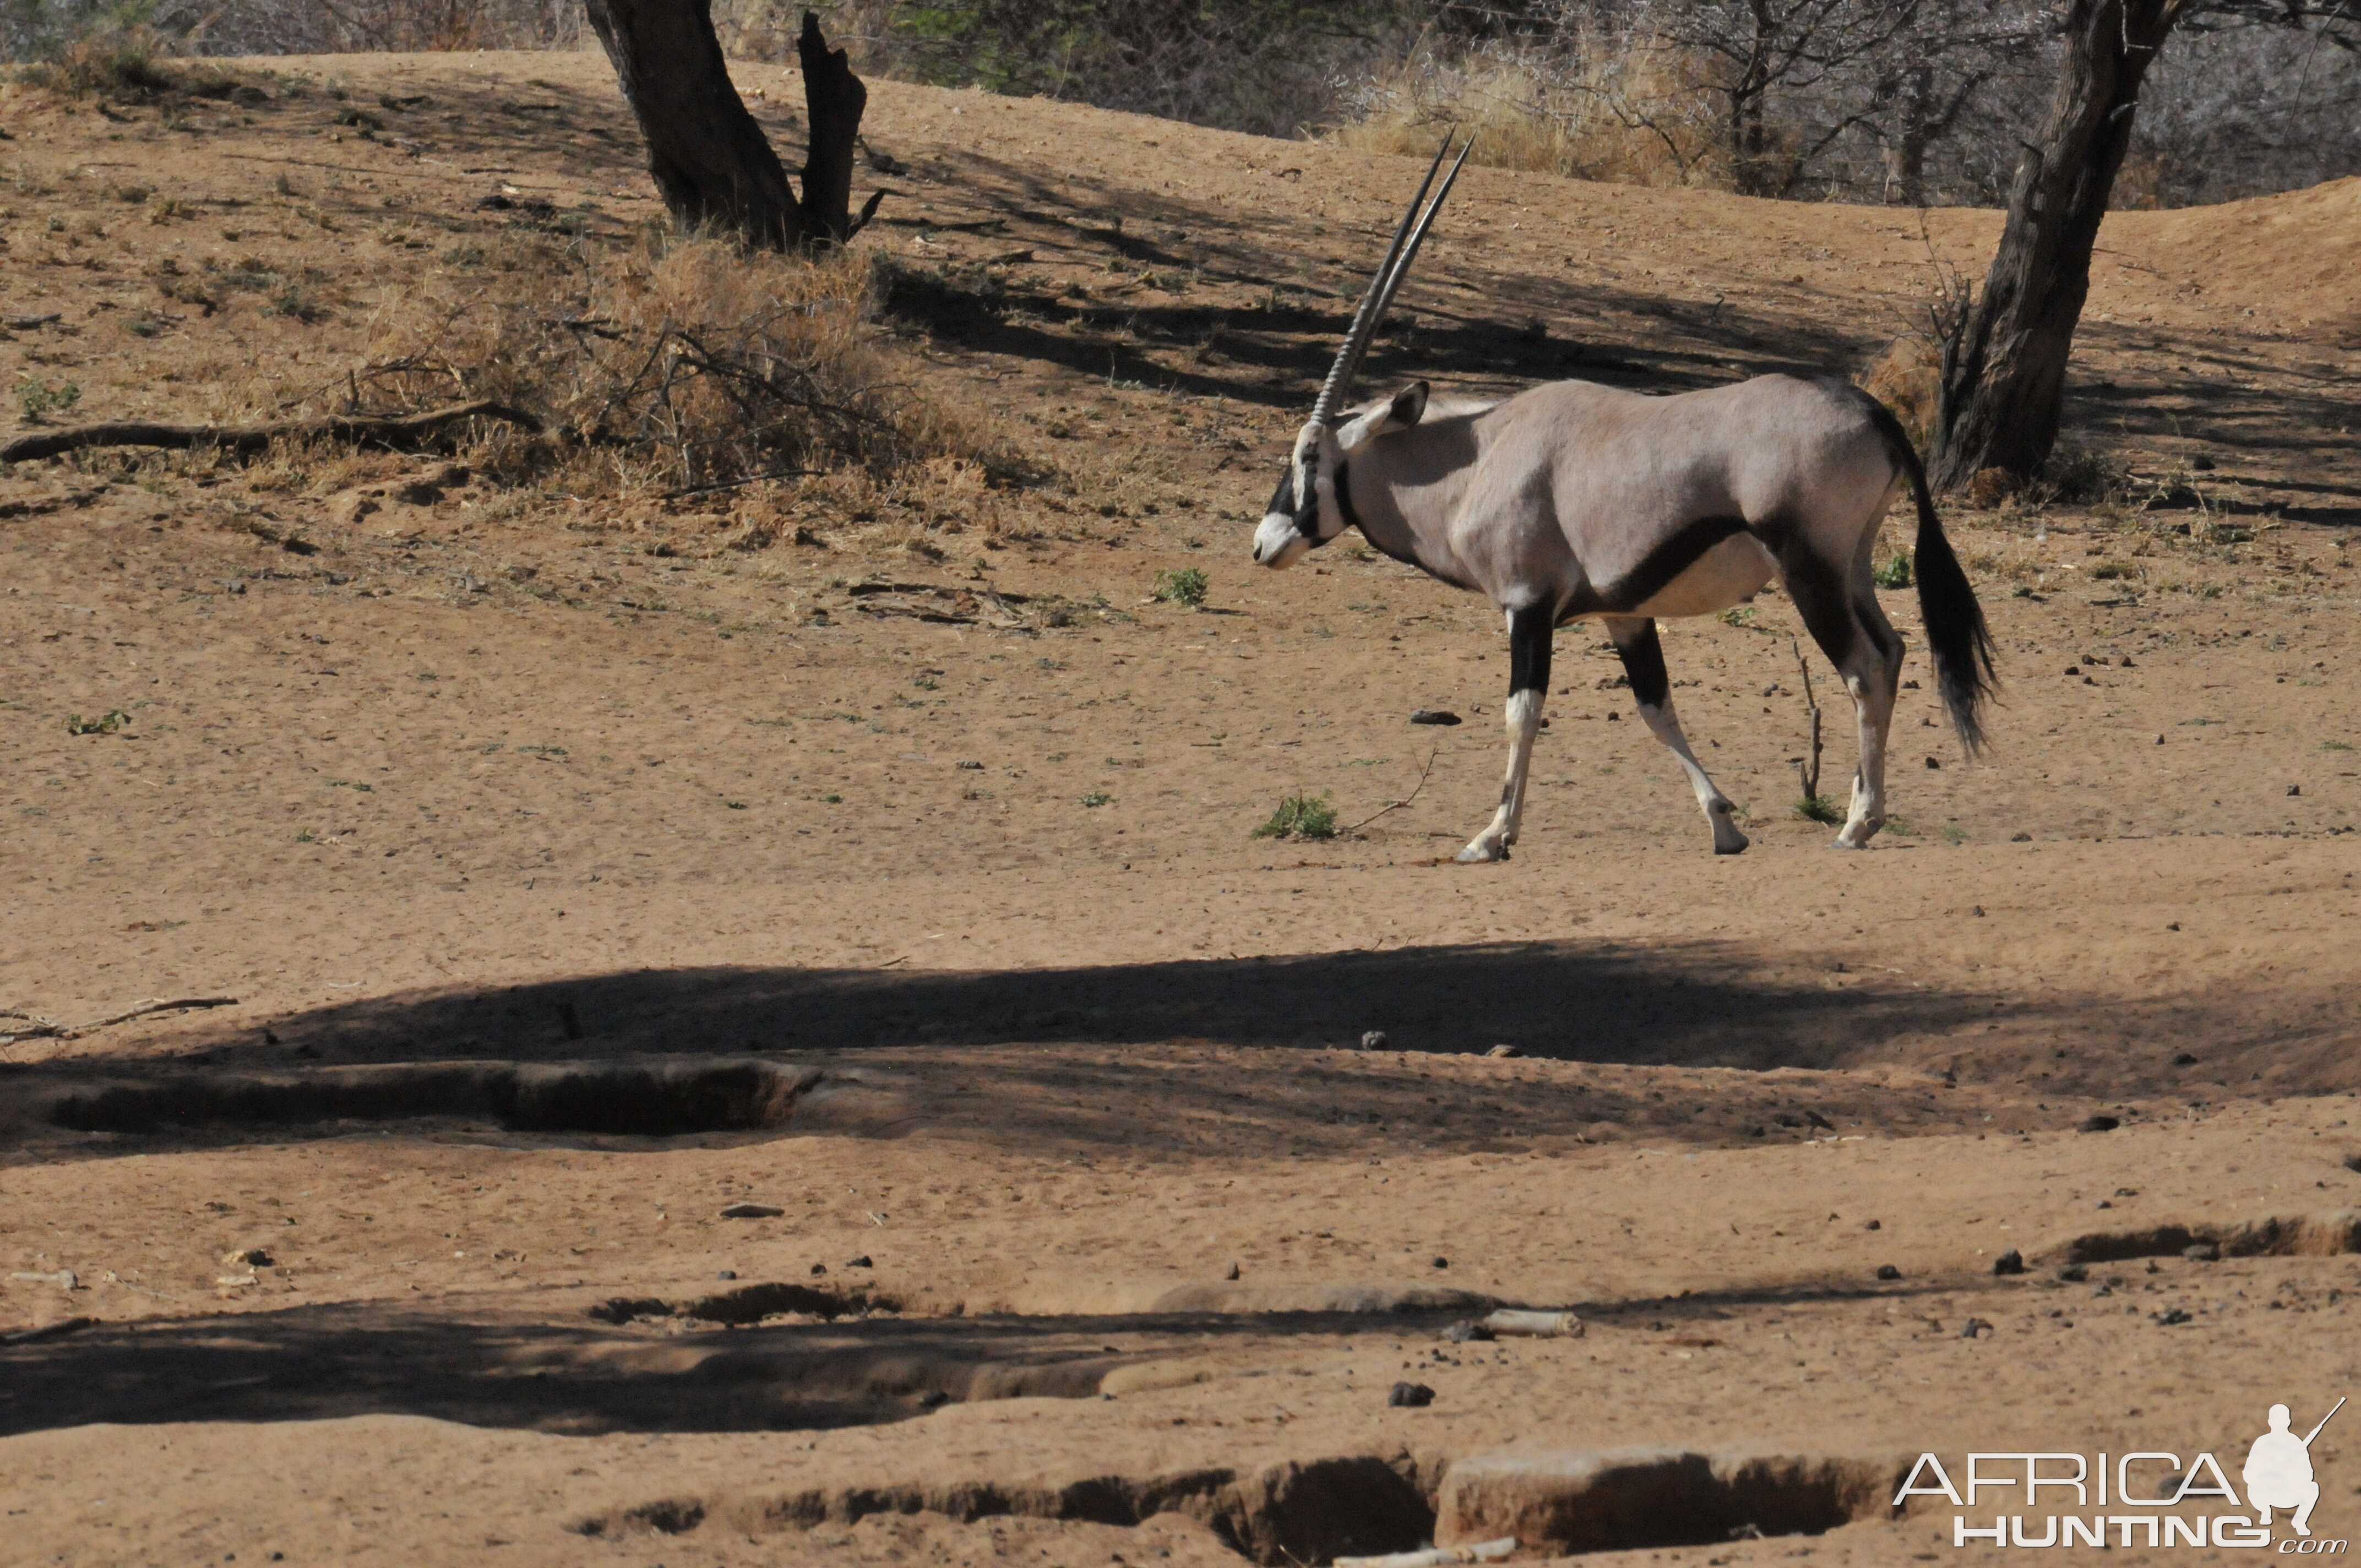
[[1361, 132, 1474, 359], [1307, 132, 1454, 429]]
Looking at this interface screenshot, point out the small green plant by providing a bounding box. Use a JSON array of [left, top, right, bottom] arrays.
[[1715, 605, 1764, 631], [1254, 792, 1337, 840], [1940, 822, 1968, 845], [295, 830, 316, 843], [2089, 559, 2137, 581], [1154, 567, 1209, 608], [1080, 790, 1113, 808], [1873, 552, 1913, 589], [822, 792, 842, 803], [2324, 741, 2353, 752], [65, 709, 130, 736], [17, 377, 81, 419], [1794, 795, 1842, 825]]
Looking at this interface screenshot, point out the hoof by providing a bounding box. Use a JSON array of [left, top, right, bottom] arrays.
[[1830, 835, 1870, 850], [1455, 842, 1508, 864], [1712, 831, 1751, 856]]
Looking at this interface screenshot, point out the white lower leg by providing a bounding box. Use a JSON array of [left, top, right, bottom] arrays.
[[1458, 688, 1543, 863], [1836, 672, 1896, 849], [1635, 699, 1749, 854]]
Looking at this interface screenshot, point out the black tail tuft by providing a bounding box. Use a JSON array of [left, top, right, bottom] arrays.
[[1854, 391, 1996, 755]]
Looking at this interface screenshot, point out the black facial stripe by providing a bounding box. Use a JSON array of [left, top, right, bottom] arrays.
[[1592, 515, 1751, 611], [1266, 471, 1298, 525]]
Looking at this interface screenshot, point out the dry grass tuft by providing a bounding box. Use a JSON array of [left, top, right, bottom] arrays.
[[1331, 39, 1725, 188], [344, 234, 1023, 520], [1859, 336, 1942, 450]]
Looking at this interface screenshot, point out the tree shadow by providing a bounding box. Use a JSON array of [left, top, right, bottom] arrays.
[[160, 938, 1981, 1070]]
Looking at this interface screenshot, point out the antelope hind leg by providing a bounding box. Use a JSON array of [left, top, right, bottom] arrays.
[[1606, 616, 1747, 854]]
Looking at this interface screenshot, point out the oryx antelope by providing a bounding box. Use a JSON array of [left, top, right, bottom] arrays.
[[1251, 137, 1995, 861]]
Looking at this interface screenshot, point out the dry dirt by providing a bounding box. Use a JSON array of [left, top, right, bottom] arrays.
[[3, 46, 2360, 1568]]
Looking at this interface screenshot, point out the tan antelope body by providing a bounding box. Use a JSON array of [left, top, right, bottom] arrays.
[[1250, 138, 1995, 860]]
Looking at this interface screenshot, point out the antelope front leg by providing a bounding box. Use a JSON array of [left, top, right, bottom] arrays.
[[1458, 606, 1552, 864]]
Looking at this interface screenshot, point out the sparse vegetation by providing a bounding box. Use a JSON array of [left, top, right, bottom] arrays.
[[1154, 567, 1208, 608], [1254, 792, 1337, 840], [15, 376, 81, 419], [1873, 551, 1913, 590], [1794, 794, 1843, 826], [64, 709, 130, 734]]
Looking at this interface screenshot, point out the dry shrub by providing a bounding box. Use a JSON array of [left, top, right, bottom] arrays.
[[1331, 37, 1725, 189], [1858, 336, 1942, 450], [354, 235, 1016, 506], [10, 26, 179, 98]]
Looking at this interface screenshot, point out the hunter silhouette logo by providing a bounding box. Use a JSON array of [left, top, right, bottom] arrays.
[[1897, 1393, 2348, 1549], [2247, 1398, 2343, 1538]]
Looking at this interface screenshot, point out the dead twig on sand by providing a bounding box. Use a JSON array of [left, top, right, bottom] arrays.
[[1345, 748, 1440, 835], [1, 996, 237, 1043], [1791, 636, 1825, 803], [0, 401, 540, 465]]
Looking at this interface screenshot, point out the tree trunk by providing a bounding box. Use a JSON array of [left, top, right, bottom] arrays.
[[583, 3, 875, 253], [1930, 0, 2183, 490], [795, 12, 875, 247]]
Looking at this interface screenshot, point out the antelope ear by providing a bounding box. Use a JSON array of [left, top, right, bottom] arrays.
[[1389, 380, 1429, 428]]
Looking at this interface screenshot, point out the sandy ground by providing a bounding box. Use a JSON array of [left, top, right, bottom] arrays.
[[3, 47, 2360, 1568]]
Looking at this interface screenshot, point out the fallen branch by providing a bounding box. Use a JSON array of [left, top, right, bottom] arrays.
[[1345, 748, 1440, 835], [1, 401, 540, 465], [1791, 636, 1823, 802], [1, 995, 237, 1043]]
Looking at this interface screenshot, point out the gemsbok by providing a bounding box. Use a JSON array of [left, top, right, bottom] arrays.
[[1250, 137, 1995, 861]]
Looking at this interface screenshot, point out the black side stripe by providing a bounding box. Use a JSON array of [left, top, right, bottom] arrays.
[[1594, 515, 1750, 609]]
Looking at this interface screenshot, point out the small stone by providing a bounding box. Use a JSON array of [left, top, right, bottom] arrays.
[[2115, 1187, 2139, 1197], [1409, 709, 1461, 726], [844, 1255, 873, 1269], [1606, 711, 1620, 722], [1431, 1256, 1449, 1270], [2288, 784, 2302, 797], [1863, 1218, 1881, 1231], [221, 1247, 274, 1268], [2097, 1200, 2112, 1209], [2058, 1264, 2089, 1283], [2011, 831, 2032, 842], [1960, 1317, 1993, 1338], [2173, 1053, 2199, 1066], [2156, 734, 2165, 744], [1925, 755, 1941, 770], [719, 1202, 784, 1219], [1485, 1043, 1520, 1058], [1440, 1320, 1493, 1343], [1993, 1249, 2026, 1276], [1359, 1030, 1388, 1050], [715, 1270, 737, 1281], [1388, 1381, 1435, 1408], [810, 1262, 828, 1276], [917, 1389, 950, 1409], [1224, 1261, 1240, 1281], [2183, 1242, 2220, 1262], [957, 760, 983, 770], [2064, 666, 2081, 676], [2155, 1306, 2193, 1325], [1876, 1264, 1902, 1281], [2079, 1115, 2120, 1133]]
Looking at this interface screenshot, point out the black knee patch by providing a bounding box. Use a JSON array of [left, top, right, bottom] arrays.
[[1508, 606, 1554, 696], [1611, 620, 1671, 710]]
